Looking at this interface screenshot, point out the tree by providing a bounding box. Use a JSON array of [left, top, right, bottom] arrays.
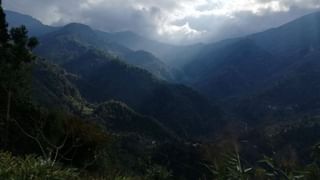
[[0, 1, 9, 45], [0, 5, 38, 147]]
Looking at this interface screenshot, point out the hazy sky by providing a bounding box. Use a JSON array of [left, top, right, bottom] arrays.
[[3, 0, 320, 44]]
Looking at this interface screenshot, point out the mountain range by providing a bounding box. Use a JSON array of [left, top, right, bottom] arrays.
[[6, 9, 320, 135], [182, 12, 320, 123], [4, 7, 320, 179], [6, 10, 223, 139]]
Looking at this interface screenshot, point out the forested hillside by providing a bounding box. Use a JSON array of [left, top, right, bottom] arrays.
[[3, 4, 320, 180], [0, 6, 222, 180]]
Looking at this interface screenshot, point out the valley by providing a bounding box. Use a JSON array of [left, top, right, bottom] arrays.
[[2, 7, 320, 180]]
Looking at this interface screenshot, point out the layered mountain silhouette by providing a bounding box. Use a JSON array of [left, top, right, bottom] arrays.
[[7, 9, 320, 134], [183, 11, 320, 122], [6, 10, 222, 138], [5, 7, 320, 179], [6, 11, 179, 81]]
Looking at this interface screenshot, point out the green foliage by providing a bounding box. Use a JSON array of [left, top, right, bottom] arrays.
[[207, 150, 252, 180], [27, 111, 111, 170], [201, 146, 320, 180], [0, 151, 79, 179], [0, 24, 37, 93], [258, 156, 307, 180], [0, 5, 39, 151], [32, 59, 86, 112]]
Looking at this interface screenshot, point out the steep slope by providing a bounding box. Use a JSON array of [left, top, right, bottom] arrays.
[[32, 59, 85, 112], [94, 101, 177, 141], [32, 59, 177, 141], [5, 11, 186, 81], [184, 11, 320, 103], [5, 10, 57, 36], [62, 49, 222, 137], [234, 51, 320, 123], [35, 23, 176, 81], [185, 39, 283, 100], [194, 12, 320, 123], [249, 11, 320, 57]]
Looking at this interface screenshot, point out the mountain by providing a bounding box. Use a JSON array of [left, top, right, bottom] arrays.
[[32, 58, 86, 112], [234, 50, 320, 123], [185, 39, 284, 100], [5, 10, 192, 80], [61, 49, 223, 137], [35, 23, 177, 81], [93, 101, 177, 141], [9, 14, 223, 137], [249, 12, 320, 57], [5, 10, 57, 36], [32, 58, 178, 141], [98, 30, 205, 67], [184, 11, 320, 103], [4, 11, 178, 81], [238, 12, 320, 118], [97, 30, 171, 56], [6, 7, 320, 180], [180, 11, 320, 129], [32, 32, 222, 137]]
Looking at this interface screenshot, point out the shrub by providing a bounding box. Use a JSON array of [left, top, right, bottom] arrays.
[[0, 151, 79, 179]]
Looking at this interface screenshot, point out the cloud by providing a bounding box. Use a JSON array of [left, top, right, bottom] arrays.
[[3, 0, 320, 44]]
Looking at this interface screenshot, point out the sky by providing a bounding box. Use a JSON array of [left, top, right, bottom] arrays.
[[3, 0, 320, 44]]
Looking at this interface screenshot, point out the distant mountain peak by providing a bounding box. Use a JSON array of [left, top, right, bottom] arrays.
[[5, 10, 56, 36], [5, 10, 43, 26], [62, 23, 93, 33]]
